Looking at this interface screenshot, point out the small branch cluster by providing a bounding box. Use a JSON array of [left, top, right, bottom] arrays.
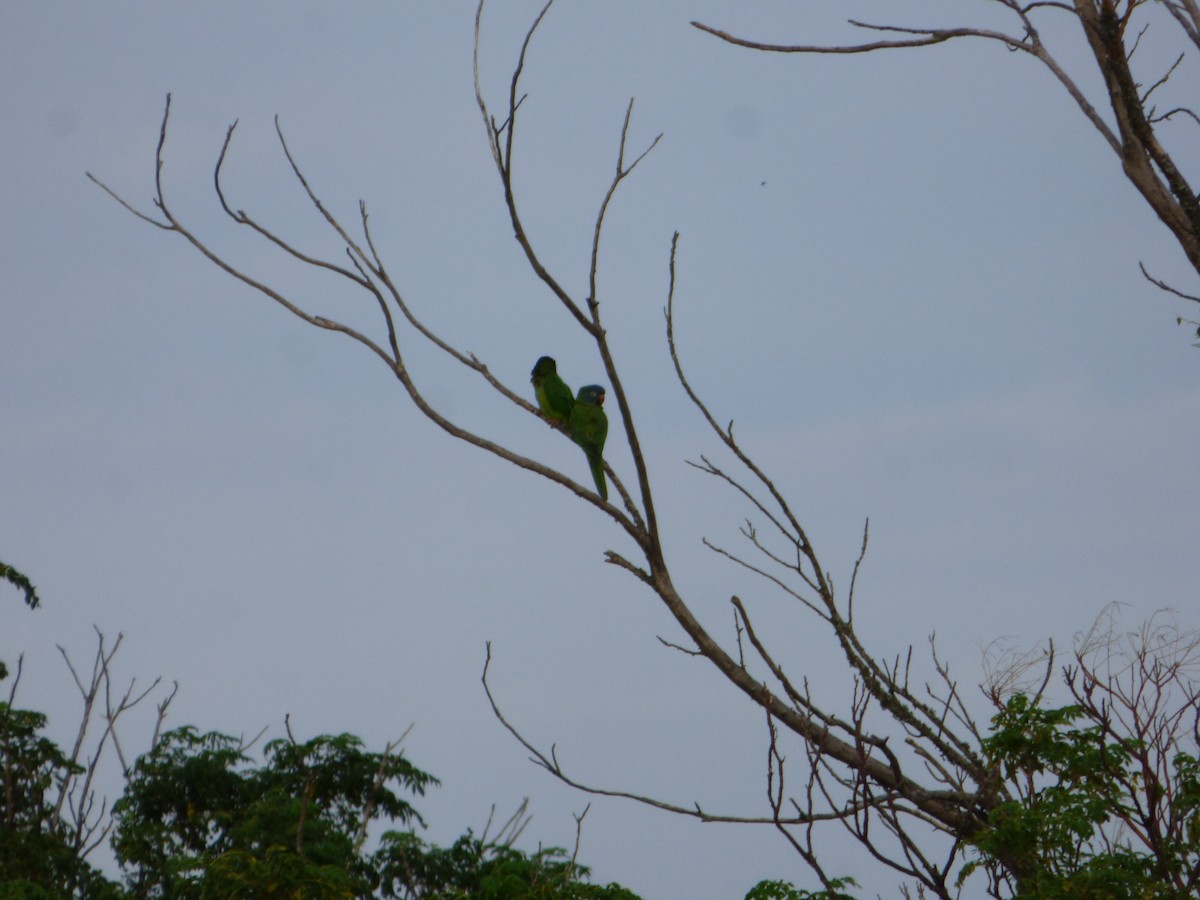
[[1065, 608, 1200, 884], [5, 628, 176, 864], [974, 605, 1200, 895]]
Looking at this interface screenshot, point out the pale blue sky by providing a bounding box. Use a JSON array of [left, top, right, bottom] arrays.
[[3, 2, 1198, 896]]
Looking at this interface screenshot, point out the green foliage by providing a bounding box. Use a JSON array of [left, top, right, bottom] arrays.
[[372, 829, 640, 899], [112, 726, 437, 898], [1, 559, 41, 679], [198, 844, 357, 899], [0, 562, 40, 610], [963, 692, 1199, 898], [1, 701, 642, 899], [744, 877, 857, 900], [0, 703, 122, 898], [111, 726, 250, 877]]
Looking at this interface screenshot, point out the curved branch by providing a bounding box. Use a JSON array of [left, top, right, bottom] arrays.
[[690, 19, 999, 54], [481, 643, 898, 828], [693, 13, 1123, 155], [473, 0, 589, 332], [89, 95, 647, 546], [1140, 261, 1200, 303], [584, 99, 665, 557]]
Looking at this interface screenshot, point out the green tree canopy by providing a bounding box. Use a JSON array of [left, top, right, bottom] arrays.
[[2, 701, 640, 899]]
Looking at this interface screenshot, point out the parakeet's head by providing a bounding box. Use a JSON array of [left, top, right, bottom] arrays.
[[531, 356, 557, 383], [576, 384, 605, 407]]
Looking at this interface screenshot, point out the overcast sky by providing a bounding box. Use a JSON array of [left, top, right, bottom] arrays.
[[3, 2, 1198, 897]]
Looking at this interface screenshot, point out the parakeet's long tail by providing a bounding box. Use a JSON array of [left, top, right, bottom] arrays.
[[586, 450, 608, 501]]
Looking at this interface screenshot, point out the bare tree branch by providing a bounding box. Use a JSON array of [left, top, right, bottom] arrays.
[[482, 643, 878, 827], [694, 1, 1200, 306]]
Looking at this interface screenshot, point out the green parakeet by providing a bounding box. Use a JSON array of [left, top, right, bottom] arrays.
[[569, 384, 608, 501], [530, 356, 574, 427]]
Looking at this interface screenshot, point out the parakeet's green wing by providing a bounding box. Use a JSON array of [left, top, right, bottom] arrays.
[[569, 385, 608, 501], [531, 356, 574, 426], [538, 373, 574, 425]]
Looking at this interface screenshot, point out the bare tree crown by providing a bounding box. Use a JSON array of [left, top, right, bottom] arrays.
[[85, 1, 1199, 895]]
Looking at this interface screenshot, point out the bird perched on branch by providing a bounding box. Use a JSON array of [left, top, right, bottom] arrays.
[[569, 384, 608, 501], [530, 356, 574, 428]]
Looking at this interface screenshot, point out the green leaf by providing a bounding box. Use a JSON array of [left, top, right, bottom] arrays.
[[1, 561, 41, 610]]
